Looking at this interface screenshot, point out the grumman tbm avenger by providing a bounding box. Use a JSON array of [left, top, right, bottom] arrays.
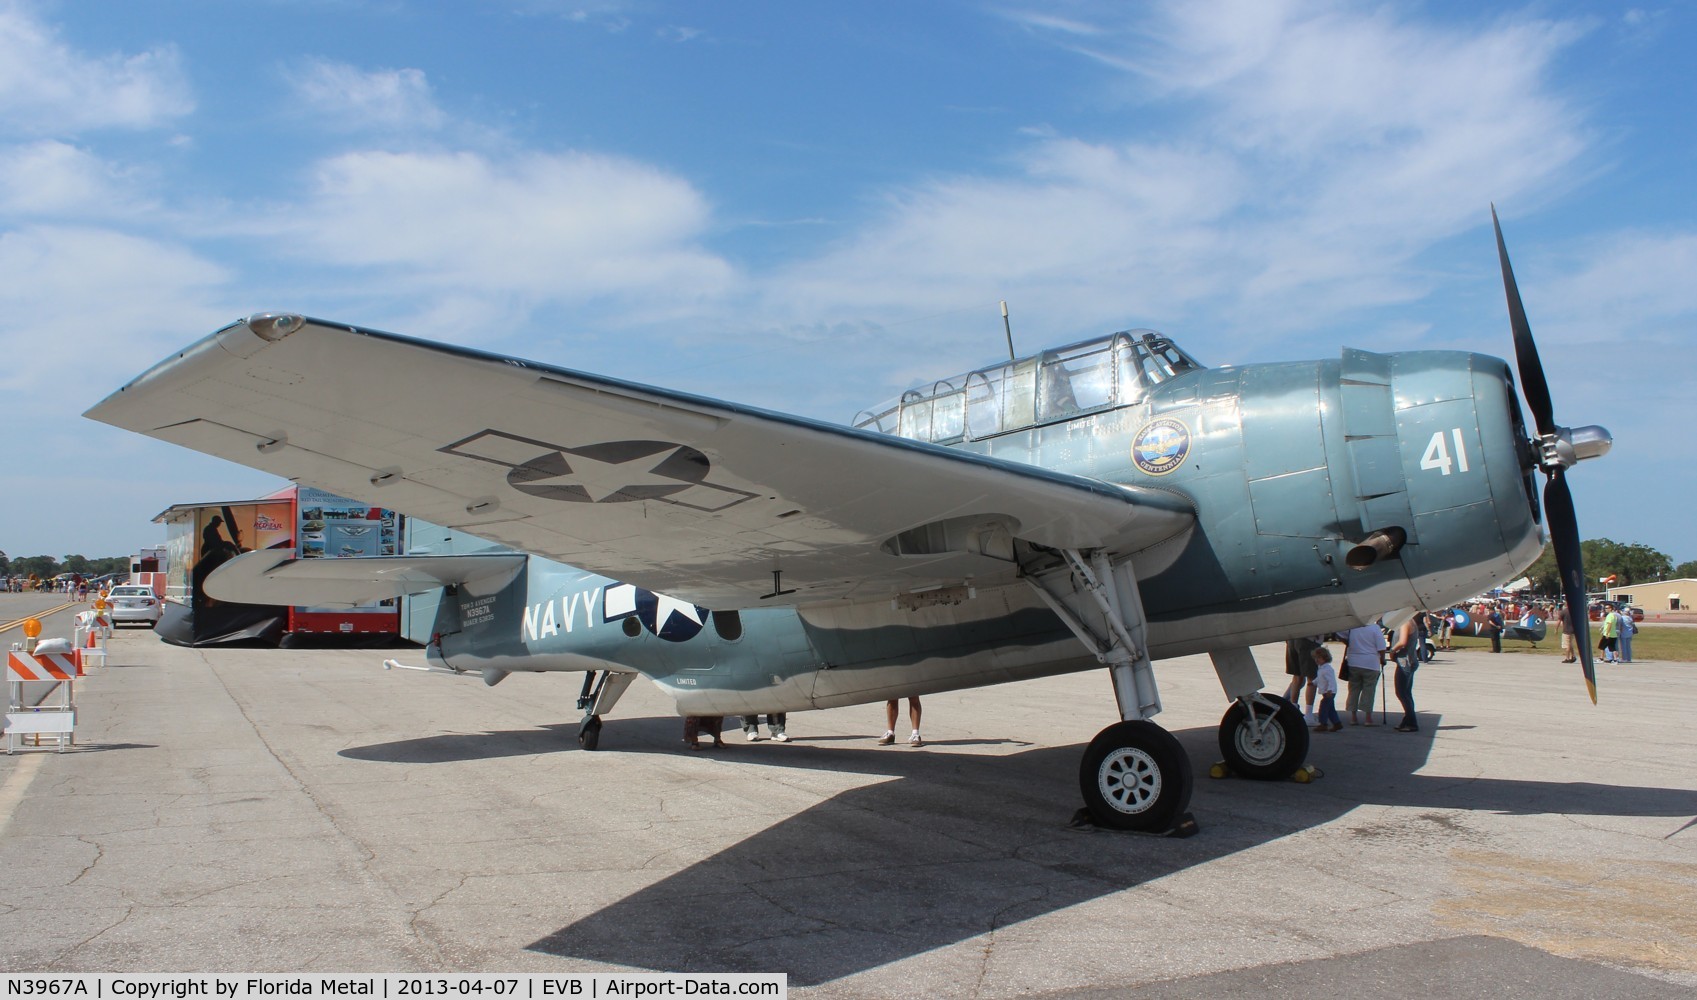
[[86, 211, 1610, 834]]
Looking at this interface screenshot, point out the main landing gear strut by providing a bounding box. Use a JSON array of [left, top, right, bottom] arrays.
[[1027, 549, 1310, 834], [575, 669, 635, 750]]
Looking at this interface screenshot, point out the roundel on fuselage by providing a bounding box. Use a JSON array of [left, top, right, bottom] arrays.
[[603, 582, 708, 642], [1131, 418, 1192, 476]]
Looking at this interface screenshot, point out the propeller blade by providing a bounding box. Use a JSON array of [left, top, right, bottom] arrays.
[[1544, 470, 1595, 702], [1493, 206, 1556, 437]]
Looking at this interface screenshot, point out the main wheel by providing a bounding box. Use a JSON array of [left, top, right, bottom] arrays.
[[1078, 720, 1194, 832], [1217, 694, 1309, 781], [577, 715, 603, 751]]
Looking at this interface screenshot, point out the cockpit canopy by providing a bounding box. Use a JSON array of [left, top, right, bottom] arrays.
[[852, 329, 1202, 445]]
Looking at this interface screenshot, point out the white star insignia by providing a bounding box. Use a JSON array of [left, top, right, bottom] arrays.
[[524, 448, 686, 502], [654, 594, 704, 631]]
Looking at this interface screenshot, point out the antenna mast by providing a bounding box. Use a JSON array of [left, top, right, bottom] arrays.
[[1000, 300, 1016, 362]]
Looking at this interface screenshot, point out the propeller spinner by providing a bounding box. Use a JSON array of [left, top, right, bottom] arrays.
[[1492, 206, 1611, 703]]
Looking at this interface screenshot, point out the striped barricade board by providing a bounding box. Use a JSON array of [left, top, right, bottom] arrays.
[[7, 650, 82, 681]]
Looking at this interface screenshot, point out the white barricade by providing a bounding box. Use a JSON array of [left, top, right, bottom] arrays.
[[6, 649, 79, 753]]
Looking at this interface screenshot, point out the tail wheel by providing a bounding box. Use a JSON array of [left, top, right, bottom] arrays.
[[1218, 694, 1309, 781], [1079, 720, 1193, 832]]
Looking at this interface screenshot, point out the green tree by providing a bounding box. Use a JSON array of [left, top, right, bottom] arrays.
[[1579, 539, 1672, 588], [1674, 560, 1697, 580], [12, 554, 58, 580], [1523, 539, 1674, 592], [1525, 544, 1559, 592], [62, 554, 92, 574]]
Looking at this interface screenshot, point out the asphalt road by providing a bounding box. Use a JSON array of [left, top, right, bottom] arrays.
[[2, 611, 1694, 998]]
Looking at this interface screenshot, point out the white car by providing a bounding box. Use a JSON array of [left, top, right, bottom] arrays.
[[107, 585, 163, 627]]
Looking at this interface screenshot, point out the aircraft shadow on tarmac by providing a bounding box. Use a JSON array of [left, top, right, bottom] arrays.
[[341, 715, 1697, 986], [340, 724, 584, 764]]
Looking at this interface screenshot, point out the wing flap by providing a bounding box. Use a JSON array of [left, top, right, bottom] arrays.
[[89, 315, 1196, 607]]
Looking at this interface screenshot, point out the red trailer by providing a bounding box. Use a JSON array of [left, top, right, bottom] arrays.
[[268, 484, 403, 639]]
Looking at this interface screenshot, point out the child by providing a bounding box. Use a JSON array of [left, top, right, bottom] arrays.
[[1311, 646, 1343, 732]]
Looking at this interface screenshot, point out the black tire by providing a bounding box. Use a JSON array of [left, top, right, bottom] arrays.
[[578, 715, 603, 751], [1217, 694, 1309, 781], [1079, 720, 1194, 832]]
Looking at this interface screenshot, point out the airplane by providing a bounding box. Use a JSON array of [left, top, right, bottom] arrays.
[[84, 209, 1610, 834]]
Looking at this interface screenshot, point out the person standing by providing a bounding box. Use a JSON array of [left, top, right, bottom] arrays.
[[1341, 623, 1387, 725], [1556, 602, 1575, 663], [742, 713, 789, 742], [1618, 609, 1635, 663], [1389, 616, 1421, 732], [879, 696, 923, 746], [1488, 605, 1504, 653], [683, 716, 725, 750], [1283, 635, 1322, 722], [1599, 607, 1621, 663]]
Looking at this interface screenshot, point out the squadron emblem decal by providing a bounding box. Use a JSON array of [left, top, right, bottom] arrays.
[[440, 430, 758, 512], [1131, 418, 1191, 476]]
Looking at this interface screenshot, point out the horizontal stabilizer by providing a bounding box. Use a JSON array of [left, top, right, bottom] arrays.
[[205, 550, 527, 608]]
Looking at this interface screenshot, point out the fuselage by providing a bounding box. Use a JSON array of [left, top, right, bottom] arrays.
[[426, 340, 1544, 716]]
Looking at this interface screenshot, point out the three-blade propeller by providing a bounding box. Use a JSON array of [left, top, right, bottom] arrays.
[[1492, 206, 1600, 703]]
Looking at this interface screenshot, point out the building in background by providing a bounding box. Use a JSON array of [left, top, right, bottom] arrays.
[[1606, 579, 1697, 616]]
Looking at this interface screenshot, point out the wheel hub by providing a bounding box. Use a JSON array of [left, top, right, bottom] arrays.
[[1097, 746, 1161, 815], [1234, 714, 1285, 764]]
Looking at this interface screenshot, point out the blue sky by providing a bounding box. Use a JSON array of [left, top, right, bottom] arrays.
[[2, 0, 1693, 568]]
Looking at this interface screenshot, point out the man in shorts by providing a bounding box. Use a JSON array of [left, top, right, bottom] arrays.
[[1283, 636, 1323, 722]]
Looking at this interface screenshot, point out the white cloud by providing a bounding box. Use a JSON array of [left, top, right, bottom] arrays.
[[288, 59, 444, 132], [657, 25, 704, 43], [0, 0, 193, 134], [0, 225, 231, 392], [768, 138, 1247, 338], [256, 149, 737, 329], [786, 0, 1591, 358], [1004, 12, 1104, 38], [1544, 230, 1697, 326], [514, 0, 632, 31], [0, 140, 150, 218]]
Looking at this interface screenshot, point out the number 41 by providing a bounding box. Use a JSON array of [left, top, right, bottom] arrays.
[[1420, 428, 1471, 476]]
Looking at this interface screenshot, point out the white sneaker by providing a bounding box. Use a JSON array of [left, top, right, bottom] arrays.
[[773, 733, 789, 742], [746, 730, 761, 741], [877, 730, 895, 745], [909, 731, 923, 747]]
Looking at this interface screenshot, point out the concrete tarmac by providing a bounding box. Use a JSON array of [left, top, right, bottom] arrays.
[[2, 616, 1694, 998]]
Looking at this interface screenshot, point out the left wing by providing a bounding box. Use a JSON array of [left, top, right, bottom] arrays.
[[87, 314, 1194, 607]]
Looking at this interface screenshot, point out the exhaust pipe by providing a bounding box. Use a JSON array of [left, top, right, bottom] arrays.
[[1346, 527, 1407, 570]]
